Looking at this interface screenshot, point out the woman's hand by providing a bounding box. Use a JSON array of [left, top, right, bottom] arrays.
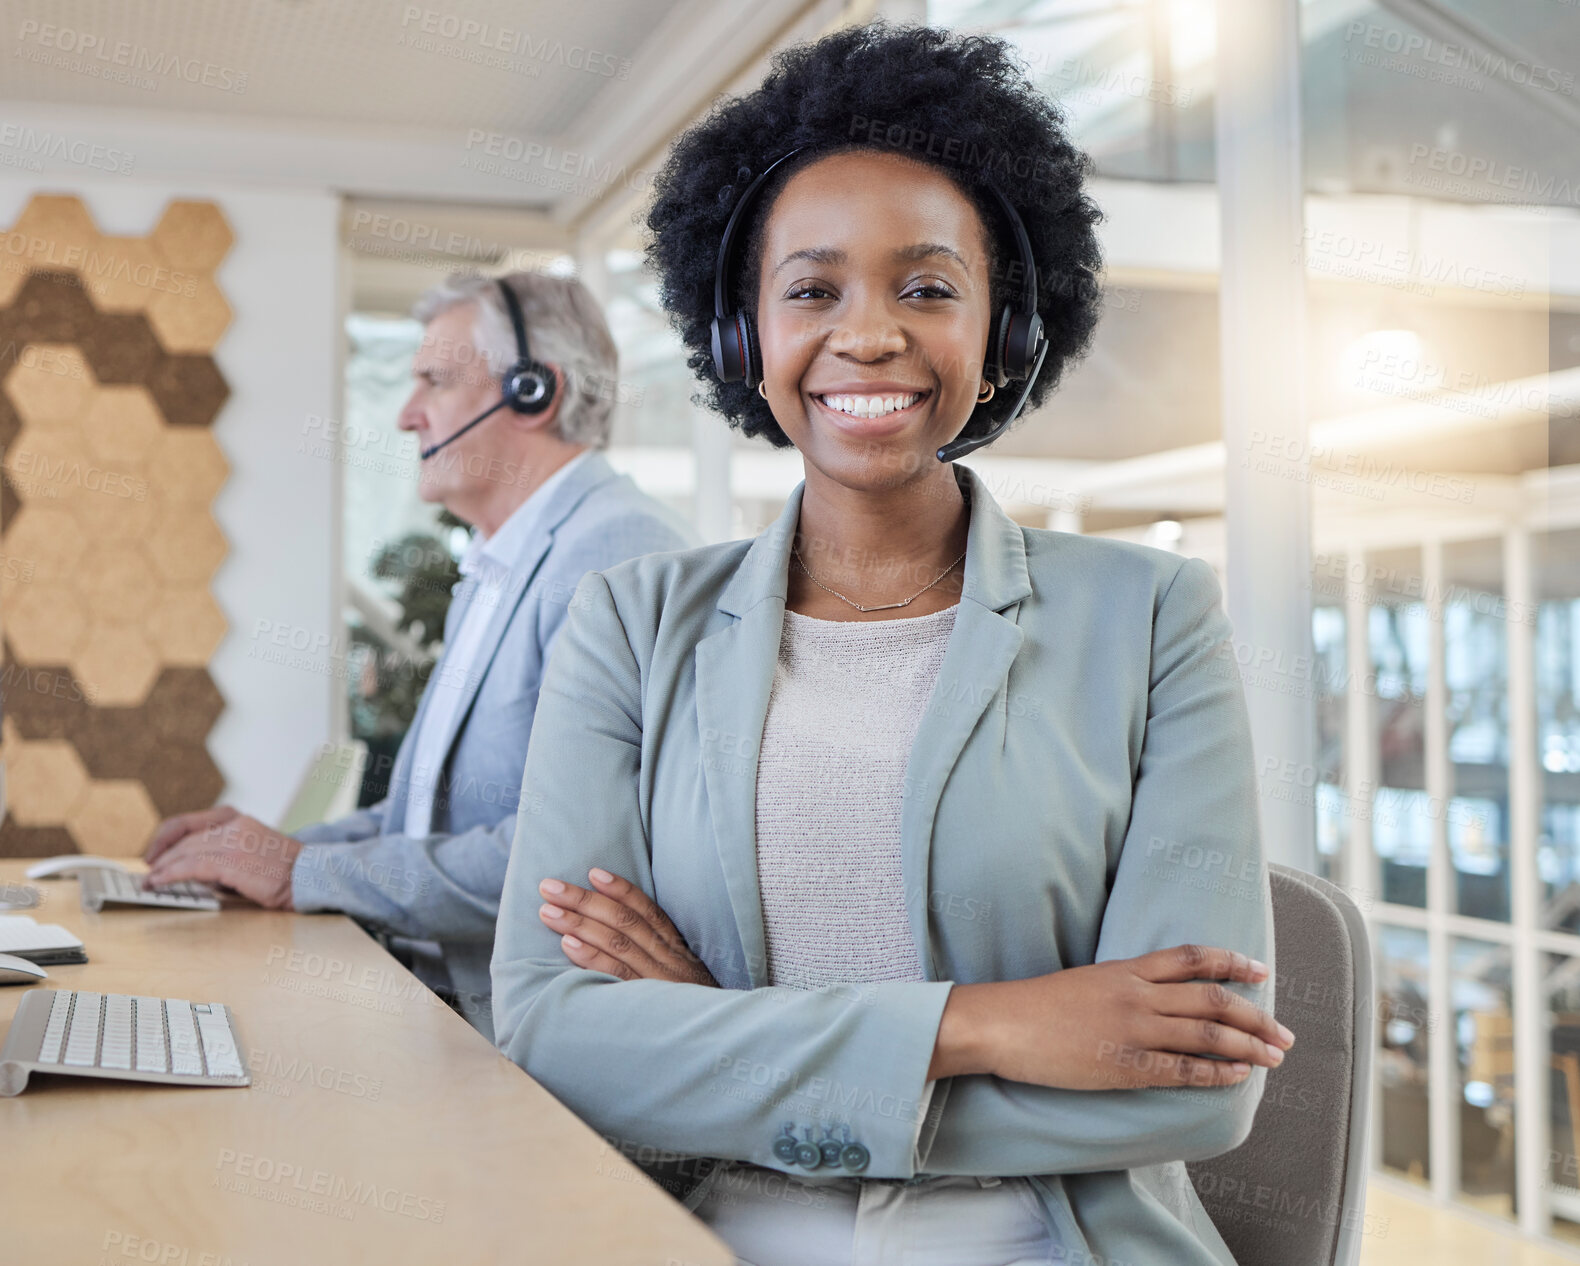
[[929, 943, 1293, 1090], [538, 869, 719, 987]]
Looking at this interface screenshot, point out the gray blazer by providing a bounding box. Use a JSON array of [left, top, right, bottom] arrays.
[[491, 463, 1274, 1264], [290, 451, 697, 1041]]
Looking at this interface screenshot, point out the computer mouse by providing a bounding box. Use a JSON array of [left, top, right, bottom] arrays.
[[0, 953, 46, 985], [24, 855, 134, 881]]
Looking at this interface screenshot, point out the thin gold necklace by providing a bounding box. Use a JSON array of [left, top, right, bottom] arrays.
[[792, 546, 966, 613]]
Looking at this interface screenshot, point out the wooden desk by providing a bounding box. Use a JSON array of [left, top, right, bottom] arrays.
[[0, 861, 732, 1266]]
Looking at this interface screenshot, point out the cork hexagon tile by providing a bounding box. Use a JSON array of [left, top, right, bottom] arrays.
[[66, 779, 160, 857], [151, 201, 233, 274], [146, 587, 227, 666], [10, 196, 101, 275], [144, 355, 228, 428], [83, 384, 163, 471], [2, 502, 87, 582], [6, 738, 90, 827], [74, 542, 158, 627], [80, 311, 163, 386], [146, 505, 226, 584], [147, 426, 228, 505], [143, 668, 225, 745], [82, 236, 169, 314], [8, 271, 99, 344], [69, 623, 161, 707], [2, 344, 95, 425], [4, 423, 84, 505], [6, 660, 95, 743], [7, 581, 89, 663], [147, 277, 232, 354], [65, 705, 146, 781], [139, 742, 224, 818]]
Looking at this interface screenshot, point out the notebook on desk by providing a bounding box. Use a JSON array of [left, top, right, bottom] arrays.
[[0, 916, 88, 965]]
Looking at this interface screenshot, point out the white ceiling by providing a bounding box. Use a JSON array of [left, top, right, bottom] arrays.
[[0, 0, 848, 223], [6, 1, 670, 132]]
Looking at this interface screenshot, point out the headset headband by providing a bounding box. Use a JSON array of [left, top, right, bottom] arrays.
[[498, 277, 531, 365]]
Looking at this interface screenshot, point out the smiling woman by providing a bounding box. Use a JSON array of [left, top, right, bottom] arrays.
[[489, 20, 1285, 1266]]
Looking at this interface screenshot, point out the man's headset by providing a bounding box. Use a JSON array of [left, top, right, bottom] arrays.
[[419, 278, 558, 461], [709, 145, 1050, 464]]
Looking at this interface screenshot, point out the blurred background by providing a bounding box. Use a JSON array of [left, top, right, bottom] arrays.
[[0, 0, 1575, 1258]]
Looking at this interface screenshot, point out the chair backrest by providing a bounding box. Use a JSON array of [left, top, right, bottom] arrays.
[[276, 739, 368, 835], [1186, 863, 1375, 1266]]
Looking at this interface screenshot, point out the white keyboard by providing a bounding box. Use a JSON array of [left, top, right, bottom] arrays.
[[80, 867, 220, 912], [0, 989, 250, 1095]]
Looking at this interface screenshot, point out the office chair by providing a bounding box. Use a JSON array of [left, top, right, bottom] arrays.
[[1186, 863, 1376, 1266]]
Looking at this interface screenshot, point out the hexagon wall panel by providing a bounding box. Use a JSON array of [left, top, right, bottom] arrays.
[[0, 195, 232, 856]]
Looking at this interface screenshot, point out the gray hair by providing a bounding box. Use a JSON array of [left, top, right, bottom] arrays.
[[411, 269, 619, 447]]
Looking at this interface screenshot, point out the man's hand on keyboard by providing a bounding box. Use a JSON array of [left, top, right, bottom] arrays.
[[142, 814, 302, 910], [144, 804, 240, 866]]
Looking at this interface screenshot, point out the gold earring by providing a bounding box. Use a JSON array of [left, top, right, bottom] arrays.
[[977, 380, 996, 403], [758, 382, 768, 399]]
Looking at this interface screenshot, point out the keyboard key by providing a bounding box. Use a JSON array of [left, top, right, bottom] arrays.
[[100, 995, 133, 1070], [195, 1004, 243, 1077], [165, 999, 203, 1075], [37, 991, 71, 1064], [134, 996, 168, 1073], [63, 992, 102, 1066]]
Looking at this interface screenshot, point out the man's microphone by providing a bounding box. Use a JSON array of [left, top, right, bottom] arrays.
[[419, 398, 508, 461]]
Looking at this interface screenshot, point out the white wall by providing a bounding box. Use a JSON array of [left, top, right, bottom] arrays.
[[0, 173, 343, 824]]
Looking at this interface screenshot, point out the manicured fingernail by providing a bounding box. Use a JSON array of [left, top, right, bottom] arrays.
[[1277, 1023, 1295, 1045], [562, 934, 582, 949], [539, 878, 564, 895], [1232, 1062, 1250, 1076], [1265, 1042, 1284, 1065], [589, 868, 614, 884], [1249, 959, 1269, 975], [539, 903, 564, 919]]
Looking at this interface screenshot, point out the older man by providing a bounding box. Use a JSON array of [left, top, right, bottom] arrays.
[[143, 269, 696, 1039]]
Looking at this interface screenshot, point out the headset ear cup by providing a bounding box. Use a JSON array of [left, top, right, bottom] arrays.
[[710, 316, 737, 382], [738, 312, 761, 389], [505, 361, 556, 414], [986, 305, 1014, 388], [1005, 311, 1045, 381]]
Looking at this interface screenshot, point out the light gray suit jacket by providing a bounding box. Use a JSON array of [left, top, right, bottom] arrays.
[[290, 451, 697, 1041], [492, 463, 1273, 1264]]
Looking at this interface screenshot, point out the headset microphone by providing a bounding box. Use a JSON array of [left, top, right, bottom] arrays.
[[419, 278, 557, 462], [419, 398, 508, 461], [934, 337, 1047, 464]]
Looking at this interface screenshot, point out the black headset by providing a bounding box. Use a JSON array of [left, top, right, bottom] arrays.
[[419, 278, 558, 461], [708, 145, 1049, 464]]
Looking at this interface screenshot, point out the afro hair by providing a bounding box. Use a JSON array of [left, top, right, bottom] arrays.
[[642, 19, 1105, 450]]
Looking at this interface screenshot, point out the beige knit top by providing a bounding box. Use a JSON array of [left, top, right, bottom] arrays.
[[754, 602, 959, 989]]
